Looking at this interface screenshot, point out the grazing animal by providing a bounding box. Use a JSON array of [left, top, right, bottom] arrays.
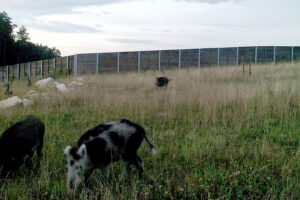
[[0, 115, 45, 177], [64, 119, 157, 191], [156, 77, 171, 87]]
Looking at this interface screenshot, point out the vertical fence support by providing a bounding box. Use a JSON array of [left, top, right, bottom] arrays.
[[117, 52, 120, 73], [53, 58, 56, 75], [35, 62, 37, 76], [40, 60, 43, 78], [6, 66, 9, 81], [138, 51, 141, 72], [158, 50, 161, 71], [96, 53, 99, 74], [217, 48, 220, 67], [178, 49, 181, 69], [17, 64, 20, 79], [273, 46, 276, 63], [66, 56, 69, 71], [236, 47, 239, 66], [291, 46, 294, 62], [29, 62, 31, 78], [198, 49, 201, 68], [74, 54, 78, 76], [255, 46, 258, 65]]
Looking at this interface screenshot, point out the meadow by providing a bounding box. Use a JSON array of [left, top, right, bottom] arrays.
[[0, 62, 299, 199]]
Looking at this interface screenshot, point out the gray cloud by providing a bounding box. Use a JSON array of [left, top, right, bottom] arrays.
[[32, 22, 102, 33], [108, 38, 155, 44]]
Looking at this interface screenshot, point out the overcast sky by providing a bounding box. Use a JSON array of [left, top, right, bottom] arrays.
[[1, 0, 300, 56]]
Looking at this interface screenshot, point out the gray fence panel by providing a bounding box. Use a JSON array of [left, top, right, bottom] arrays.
[[257, 46, 273, 64], [200, 48, 218, 67], [99, 53, 118, 73], [140, 51, 159, 71], [160, 50, 179, 70], [275, 46, 292, 62], [294, 47, 300, 61], [219, 47, 237, 66], [119, 52, 139, 72], [77, 53, 97, 74]]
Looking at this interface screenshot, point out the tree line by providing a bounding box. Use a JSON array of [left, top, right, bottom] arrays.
[[0, 11, 61, 68]]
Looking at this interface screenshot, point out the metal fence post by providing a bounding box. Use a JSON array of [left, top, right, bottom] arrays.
[[236, 47, 239, 65], [53, 58, 56, 74], [178, 49, 181, 69], [96, 53, 99, 74], [273, 46, 276, 63], [66, 56, 69, 70], [117, 52, 120, 73], [6, 66, 9, 81], [17, 64, 20, 79], [198, 49, 201, 68], [40, 60, 43, 78], [158, 50, 161, 71], [291, 46, 294, 62], [138, 51, 141, 72], [217, 48, 220, 67], [255, 46, 258, 65], [74, 54, 78, 76], [29, 62, 31, 78]]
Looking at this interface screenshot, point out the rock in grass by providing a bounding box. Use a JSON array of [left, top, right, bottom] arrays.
[[35, 78, 56, 89], [22, 99, 34, 107], [55, 82, 69, 93], [0, 96, 23, 109]]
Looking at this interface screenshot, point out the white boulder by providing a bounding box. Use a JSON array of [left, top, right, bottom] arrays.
[[35, 78, 56, 89], [55, 82, 69, 93], [22, 99, 34, 107], [24, 90, 39, 99], [0, 96, 23, 109], [68, 81, 84, 88]]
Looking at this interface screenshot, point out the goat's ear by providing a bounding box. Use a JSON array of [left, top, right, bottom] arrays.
[[64, 145, 72, 155], [77, 144, 87, 157]]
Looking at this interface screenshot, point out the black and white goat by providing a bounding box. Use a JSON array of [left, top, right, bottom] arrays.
[[64, 119, 157, 191], [0, 115, 45, 177]]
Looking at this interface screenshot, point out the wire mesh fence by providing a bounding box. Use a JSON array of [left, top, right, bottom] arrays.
[[0, 46, 300, 82]]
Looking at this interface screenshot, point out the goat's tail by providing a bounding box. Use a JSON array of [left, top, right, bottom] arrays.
[[144, 135, 158, 155]]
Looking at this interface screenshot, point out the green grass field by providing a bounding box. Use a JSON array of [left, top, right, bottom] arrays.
[[0, 63, 299, 199]]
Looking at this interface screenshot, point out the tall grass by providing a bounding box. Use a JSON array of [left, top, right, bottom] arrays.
[[0, 63, 299, 199]]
